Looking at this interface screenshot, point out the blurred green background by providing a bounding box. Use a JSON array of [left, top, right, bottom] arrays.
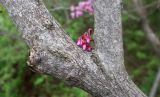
[[0, 0, 160, 97]]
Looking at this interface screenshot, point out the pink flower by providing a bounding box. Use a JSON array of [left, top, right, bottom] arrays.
[[85, 5, 93, 14], [79, 1, 86, 8], [76, 28, 93, 52], [70, 0, 93, 18], [70, 6, 76, 11], [82, 44, 87, 50], [76, 11, 83, 17], [70, 12, 75, 18], [87, 45, 92, 51], [82, 32, 91, 43], [76, 37, 83, 46]]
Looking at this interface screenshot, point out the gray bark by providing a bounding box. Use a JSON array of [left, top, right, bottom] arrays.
[[0, 0, 147, 97]]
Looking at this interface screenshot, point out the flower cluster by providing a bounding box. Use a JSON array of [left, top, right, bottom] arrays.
[[70, 0, 93, 18], [76, 28, 93, 51]]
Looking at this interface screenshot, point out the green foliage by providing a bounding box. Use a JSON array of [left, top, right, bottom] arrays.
[[123, 1, 160, 96]]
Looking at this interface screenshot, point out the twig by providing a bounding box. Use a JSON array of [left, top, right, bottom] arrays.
[[157, 0, 160, 9], [122, 10, 140, 21], [127, 1, 157, 13], [50, 7, 69, 12], [149, 67, 160, 97], [133, 0, 160, 56], [133, 1, 160, 97]]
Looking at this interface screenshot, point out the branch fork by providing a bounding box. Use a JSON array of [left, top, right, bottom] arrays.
[[0, 0, 147, 97]]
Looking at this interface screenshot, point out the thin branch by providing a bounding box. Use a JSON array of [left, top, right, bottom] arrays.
[[133, 1, 160, 97], [50, 7, 69, 12], [157, 0, 160, 9], [49, 7, 71, 24], [133, 0, 160, 56], [149, 67, 160, 97], [122, 10, 140, 21], [127, 1, 157, 13]]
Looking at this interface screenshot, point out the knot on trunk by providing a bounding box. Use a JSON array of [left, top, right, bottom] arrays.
[[27, 47, 43, 73]]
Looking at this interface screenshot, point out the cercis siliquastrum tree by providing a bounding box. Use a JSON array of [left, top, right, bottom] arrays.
[[0, 0, 147, 97]]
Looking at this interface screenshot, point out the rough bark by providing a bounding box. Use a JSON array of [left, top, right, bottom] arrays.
[[0, 0, 147, 97]]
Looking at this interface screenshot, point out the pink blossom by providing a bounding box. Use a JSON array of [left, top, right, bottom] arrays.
[[82, 44, 87, 50], [70, 12, 75, 18], [70, 0, 93, 18], [76, 37, 83, 46], [76, 28, 93, 52], [79, 1, 86, 8], [82, 33, 91, 43], [85, 5, 93, 14], [87, 45, 92, 51], [76, 11, 83, 17], [70, 6, 76, 11]]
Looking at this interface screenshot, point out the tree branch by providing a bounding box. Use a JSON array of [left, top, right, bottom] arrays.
[[94, 0, 125, 73], [149, 67, 160, 97], [0, 0, 147, 97], [122, 10, 140, 21], [133, 1, 160, 97], [133, 0, 160, 56]]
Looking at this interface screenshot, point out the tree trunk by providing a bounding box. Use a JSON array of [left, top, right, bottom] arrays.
[[0, 0, 147, 97]]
